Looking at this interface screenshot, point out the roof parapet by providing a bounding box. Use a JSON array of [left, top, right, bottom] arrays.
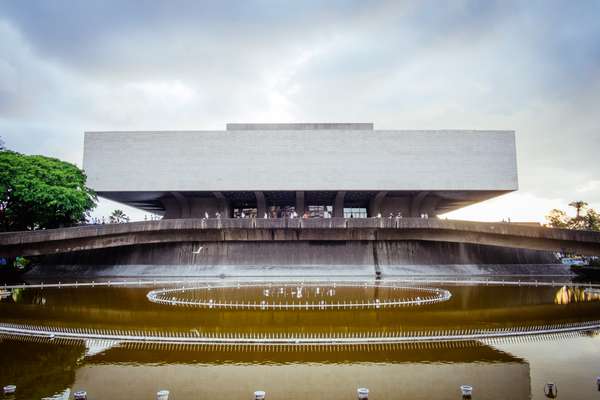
[[226, 123, 374, 131]]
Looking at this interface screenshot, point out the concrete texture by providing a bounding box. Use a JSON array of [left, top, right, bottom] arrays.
[[226, 122, 374, 130], [25, 263, 571, 278], [84, 129, 517, 192], [2, 218, 599, 258], [26, 263, 376, 279], [34, 240, 556, 266], [382, 264, 572, 276]]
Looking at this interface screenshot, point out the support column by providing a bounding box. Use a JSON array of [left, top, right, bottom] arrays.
[[212, 191, 231, 217], [171, 192, 190, 218], [420, 195, 441, 217], [295, 191, 305, 215], [333, 191, 346, 218], [160, 196, 181, 219], [255, 191, 266, 217], [368, 191, 387, 217], [295, 191, 304, 217], [409, 191, 429, 217]]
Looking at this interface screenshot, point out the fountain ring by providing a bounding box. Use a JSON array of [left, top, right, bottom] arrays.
[[146, 282, 452, 310]]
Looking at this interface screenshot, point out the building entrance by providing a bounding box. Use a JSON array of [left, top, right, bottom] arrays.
[[344, 208, 367, 218], [307, 205, 333, 218], [233, 208, 257, 218], [267, 206, 296, 218]]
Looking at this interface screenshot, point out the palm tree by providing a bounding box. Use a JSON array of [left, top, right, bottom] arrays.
[[109, 209, 129, 224], [568, 201, 588, 218]]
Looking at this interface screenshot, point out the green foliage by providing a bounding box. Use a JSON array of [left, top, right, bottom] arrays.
[[546, 208, 569, 228], [0, 150, 97, 231], [546, 201, 599, 231], [568, 200, 588, 218], [10, 287, 24, 302], [109, 209, 129, 224], [14, 256, 30, 269]]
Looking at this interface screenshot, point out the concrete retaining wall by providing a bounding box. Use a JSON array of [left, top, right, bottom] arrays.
[[27, 240, 565, 278], [35, 240, 557, 266]]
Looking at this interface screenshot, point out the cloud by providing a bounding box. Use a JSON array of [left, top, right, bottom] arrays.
[[576, 180, 600, 194], [0, 0, 599, 221]]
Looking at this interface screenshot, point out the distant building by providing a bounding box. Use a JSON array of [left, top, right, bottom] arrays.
[[83, 123, 517, 218]]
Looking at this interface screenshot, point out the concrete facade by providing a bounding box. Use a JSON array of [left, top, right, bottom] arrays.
[[82, 123, 518, 217]]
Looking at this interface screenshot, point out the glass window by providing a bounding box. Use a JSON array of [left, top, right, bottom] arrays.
[[344, 208, 367, 218]]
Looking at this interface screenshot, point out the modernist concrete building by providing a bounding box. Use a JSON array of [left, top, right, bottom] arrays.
[[83, 123, 518, 219]]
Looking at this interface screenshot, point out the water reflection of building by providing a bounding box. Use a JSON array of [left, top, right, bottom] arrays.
[[32, 340, 526, 400], [554, 286, 600, 304], [0, 334, 532, 399], [0, 332, 532, 399]]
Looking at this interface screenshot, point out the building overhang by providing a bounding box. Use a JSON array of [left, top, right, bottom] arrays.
[[83, 123, 518, 216]]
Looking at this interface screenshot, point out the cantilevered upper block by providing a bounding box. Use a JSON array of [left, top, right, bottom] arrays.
[[84, 124, 517, 192], [82, 123, 517, 216]]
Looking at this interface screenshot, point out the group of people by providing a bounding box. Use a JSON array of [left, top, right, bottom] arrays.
[[89, 211, 435, 223], [203, 210, 333, 219], [198, 211, 433, 219], [204, 212, 222, 219], [88, 213, 160, 225], [375, 212, 428, 219]]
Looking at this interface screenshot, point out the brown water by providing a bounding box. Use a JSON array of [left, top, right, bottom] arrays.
[[1, 280, 600, 399]]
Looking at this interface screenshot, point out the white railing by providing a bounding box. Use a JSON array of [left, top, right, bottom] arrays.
[[0, 320, 598, 346], [3, 278, 600, 291]]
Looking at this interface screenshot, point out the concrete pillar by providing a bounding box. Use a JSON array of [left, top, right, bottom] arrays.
[[368, 191, 387, 217], [213, 191, 231, 217], [295, 191, 305, 214], [410, 191, 429, 217], [160, 197, 181, 219], [333, 191, 346, 217], [420, 195, 441, 217], [255, 191, 266, 217], [171, 192, 191, 218]]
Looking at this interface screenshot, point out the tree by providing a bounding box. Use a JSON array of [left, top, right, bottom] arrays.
[[545, 209, 569, 228], [546, 201, 599, 232], [0, 136, 5, 151], [0, 150, 97, 231], [583, 208, 600, 231], [109, 209, 129, 224], [568, 201, 588, 218]]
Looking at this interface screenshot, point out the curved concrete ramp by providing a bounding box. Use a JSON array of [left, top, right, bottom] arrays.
[[1, 218, 599, 257]]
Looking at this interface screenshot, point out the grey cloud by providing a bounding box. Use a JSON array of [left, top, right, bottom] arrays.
[[0, 0, 599, 218]]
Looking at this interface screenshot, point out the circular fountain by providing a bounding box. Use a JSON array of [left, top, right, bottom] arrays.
[[1, 279, 599, 347], [146, 282, 452, 310]]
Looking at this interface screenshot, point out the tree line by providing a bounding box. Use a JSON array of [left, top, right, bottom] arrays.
[[0, 137, 97, 231], [546, 201, 599, 231]]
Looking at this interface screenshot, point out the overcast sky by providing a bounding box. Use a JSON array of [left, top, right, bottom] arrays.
[[1, 1, 599, 222]]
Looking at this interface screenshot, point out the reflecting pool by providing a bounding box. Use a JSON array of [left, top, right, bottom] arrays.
[[1, 279, 600, 399]]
